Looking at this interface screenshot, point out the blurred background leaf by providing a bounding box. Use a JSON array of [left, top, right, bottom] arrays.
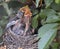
[[0, 27, 3, 37], [44, 0, 53, 8], [45, 15, 60, 23], [38, 17, 59, 48], [51, 42, 59, 49], [51, 3, 60, 12], [38, 23, 58, 38], [19, 0, 27, 3], [55, 0, 60, 4], [38, 28, 57, 49], [39, 9, 56, 19], [32, 15, 39, 29]]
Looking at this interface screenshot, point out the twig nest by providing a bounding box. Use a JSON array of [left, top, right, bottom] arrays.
[[3, 19, 38, 49], [3, 27, 38, 49], [3, 6, 38, 49]]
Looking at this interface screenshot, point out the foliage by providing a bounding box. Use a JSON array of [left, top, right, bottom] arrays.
[[19, 0, 27, 3], [44, 0, 54, 8], [38, 28, 57, 49], [0, 27, 3, 37], [55, 0, 60, 4], [0, 16, 8, 44], [52, 42, 59, 49], [0, 16, 8, 36], [36, 0, 60, 49], [38, 23, 58, 38], [32, 15, 39, 28]]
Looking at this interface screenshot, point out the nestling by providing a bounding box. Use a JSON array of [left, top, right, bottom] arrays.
[[20, 5, 32, 35]]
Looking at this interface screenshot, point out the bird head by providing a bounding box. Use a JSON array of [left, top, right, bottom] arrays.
[[20, 5, 32, 18]]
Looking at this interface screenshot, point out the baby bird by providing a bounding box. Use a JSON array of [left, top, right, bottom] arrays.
[[20, 5, 32, 35], [6, 10, 25, 36], [12, 19, 25, 35], [6, 6, 33, 36], [6, 10, 24, 29]]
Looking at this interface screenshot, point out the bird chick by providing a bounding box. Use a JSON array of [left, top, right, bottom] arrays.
[[6, 10, 24, 28], [9, 10, 24, 22], [20, 5, 32, 35], [6, 6, 32, 36], [16, 10, 24, 19], [12, 19, 25, 35], [6, 21, 16, 29]]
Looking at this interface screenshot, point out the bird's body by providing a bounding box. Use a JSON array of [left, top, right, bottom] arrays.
[[12, 19, 25, 35], [20, 6, 33, 35], [3, 6, 38, 49], [6, 5, 33, 36]]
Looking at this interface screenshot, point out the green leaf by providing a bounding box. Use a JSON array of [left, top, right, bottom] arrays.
[[2, 16, 8, 19], [52, 42, 59, 49], [0, 27, 3, 37], [55, 0, 60, 4], [0, 37, 3, 44], [32, 9, 38, 16], [40, 9, 60, 24], [38, 23, 58, 38], [58, 12, 60, 16], [43, 9, 56, 16], [39, 10, 46, 19], [46, 15, 60, 23], [51, 3, 60, 12], [19, 0, 27, 3], [41, 19, 46, 25], [31, 15, 39, 29], [38, 28, 57, 49], [39, 9, 56, 19], [38, 23, 58, 49], [36, 0, 40, 7], [0, 20, 8, 26], [44, 0, 54, 8]]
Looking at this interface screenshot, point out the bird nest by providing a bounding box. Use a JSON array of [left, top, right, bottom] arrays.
[[3, 6, 39, 49], [3, 22, 38, 49]]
